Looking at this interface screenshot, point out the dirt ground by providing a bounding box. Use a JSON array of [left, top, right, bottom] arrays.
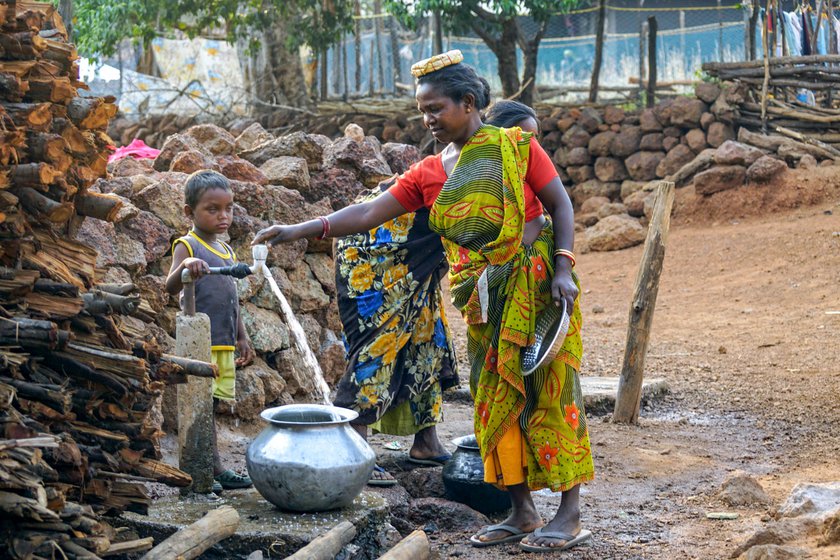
[[211, 166, 840, 559]]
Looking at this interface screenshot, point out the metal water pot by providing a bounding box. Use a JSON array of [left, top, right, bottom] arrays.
[[246, 404, 375, 512]]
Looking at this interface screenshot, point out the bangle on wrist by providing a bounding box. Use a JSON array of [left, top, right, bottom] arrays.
[[554, 249, 576, 268], [316, 216, 331, 240]]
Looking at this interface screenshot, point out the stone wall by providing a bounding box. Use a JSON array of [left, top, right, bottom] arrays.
[[81, 123, 421, 419]]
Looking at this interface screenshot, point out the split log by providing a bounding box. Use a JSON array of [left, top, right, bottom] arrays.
[[82, 291, 141, 316], [26, 132, 72, 172], [131, 458, 191, 487], [0, 31, 47, 59], [25, 77, 76, 103], [0, 377, 71, 413], [67, 98, 116, 130], [74, 192, 123, 222], [13, 186, 73, 221], [286, 520, 356, 560], [25, 291, 84, 319], [9, 162, 61, 188], [377, 530, 430, 560], [738, 127, 840, 161], [139, 505, 240, 560], [0, 71, 29, 100], [667, 148, 717, 186]]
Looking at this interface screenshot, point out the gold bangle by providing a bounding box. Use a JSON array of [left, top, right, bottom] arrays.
[[554, 249, 576, 267]]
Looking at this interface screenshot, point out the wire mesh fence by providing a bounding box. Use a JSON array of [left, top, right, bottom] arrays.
[[325, 0, 750, 100]]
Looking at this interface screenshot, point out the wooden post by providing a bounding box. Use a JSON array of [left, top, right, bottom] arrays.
[[613, 181, 675, 424], [646, 16, 657, 108], [749, 0, 760, 61], [390, 16, 402, 94], [377, 530, 430, 560], [588, 0, 607, 103], [285, 521, 356, 560], [374, 0, 385, 93], [638, 18, 647, 102], [760, 0, 770, 132], [140, 506, 239, 560], [354, 0, 362, 94]]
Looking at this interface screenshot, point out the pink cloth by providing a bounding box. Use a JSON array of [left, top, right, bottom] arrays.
[[107, 139, 161, 164]]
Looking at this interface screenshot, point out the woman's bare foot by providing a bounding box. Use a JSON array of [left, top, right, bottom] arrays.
[[472, 506, 542, 544], [520, 485, 582, 548]]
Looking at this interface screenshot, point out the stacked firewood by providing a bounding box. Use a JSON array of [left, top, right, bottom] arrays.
[[703, 55, 840, 151], [1, 2, 207, 558]]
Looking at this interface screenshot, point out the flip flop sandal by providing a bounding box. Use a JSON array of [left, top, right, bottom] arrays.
[[469, 523, 528, 548], [212, 480, 223, 494], [367, 465, 398, 487], [406, 454, 452, 467], [214, 469, 253, 490], [519, 528, 592, 553]]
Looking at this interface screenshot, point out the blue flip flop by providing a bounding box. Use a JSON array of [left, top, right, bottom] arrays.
[[469, 523, 528, 547], [368, 464, 398, 487], [406, 454, 451, 467]]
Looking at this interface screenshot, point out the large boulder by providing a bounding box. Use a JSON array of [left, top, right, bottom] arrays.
[[382, 143, 420, 174], [234, 122, 273, 153], [133, 180, 191, 234], [669, 97, 707, 127], [567, 147, 592, 166], [153, 134, 206, 172], [77, 220, 146, 272], [639, 133, 665, 152], [318, 330, 348, 385], [245, 358, 288, 407], [109, 156, 158, 178], [240, 131, 324, 170], [271, 348, 316, 396], [116, 211, 173, 264], [183, 124, 236, 156], [588, 131, 617, 157], [580, 196, 611, 215], [597, 202, 628, 219], [404, 498, 490, 533], [229, 181, 309, 225], [567, 165, 595, 185], [603, 105, 626, 125], [707, 121, 735, 148], [715, 140, 764, 166], [609, 126, 643, 157], [585, 214, 646, 252], [322, 136, 392, 187], [241, 303, 290, 353], [577, 107, 603, 133], [227, 203, 307, 270], [279, 265, 331, 313], [639, 109, 663, 132], [625, 151, 665, 182], [135, 274, 169, 314], [169, 149, 217, 174], [656, 144, 695, 178], [740, 545, 809, 560], [747, 156, 788, 183], [561, 125, 591, 148], [217, 156, 268, 185], [572, 179, 621, 206], [304, 253, 336, 296], [623, 189, 653, 217], [720, 474, 772, 507], [621, 180, 647, 200], [261, 156, 310, 192], [308, 167, 366, 210], [215, 365, 266, 420], [685, 129, 707, 153], [693, 165, 746, 195], [695, 82, 721, 103], [594, 157, 629, 183]]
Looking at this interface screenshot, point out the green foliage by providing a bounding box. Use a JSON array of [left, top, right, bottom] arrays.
[[386, 0, 583, 35], [73, 0, 353, 58]]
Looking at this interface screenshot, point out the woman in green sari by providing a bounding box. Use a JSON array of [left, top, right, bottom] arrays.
[[254, 51, 594, 552]]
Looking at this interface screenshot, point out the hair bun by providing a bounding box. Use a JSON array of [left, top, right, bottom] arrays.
[[477, 77, 491, 110]]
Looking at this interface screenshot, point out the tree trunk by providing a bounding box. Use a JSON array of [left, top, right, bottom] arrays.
[[589, 0, 607, 103], [472, 18, 520, 99], [240, 7, 311, 112], [518, 19, 549, 106], [58, 0, 73, 41]]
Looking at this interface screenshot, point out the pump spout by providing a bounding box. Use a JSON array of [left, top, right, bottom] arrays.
[[251, 244, 268, 276]]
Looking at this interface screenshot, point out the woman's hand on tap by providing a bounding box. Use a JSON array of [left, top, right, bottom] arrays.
[[253, 224, 298, 247]]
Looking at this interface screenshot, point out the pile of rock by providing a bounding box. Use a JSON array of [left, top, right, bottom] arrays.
[[79, 122, 421, 419]]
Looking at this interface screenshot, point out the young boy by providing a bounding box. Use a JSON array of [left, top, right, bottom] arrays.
[[165, 170, 255, 493]]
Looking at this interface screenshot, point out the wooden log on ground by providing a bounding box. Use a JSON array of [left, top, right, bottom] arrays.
[[377, 530, 430, 560], [67, 98, 116, 130], [102, 538, 154, 557], [285, 521, 356, 560], [25, 76, 76, 103], [131, 458, 191, 487], [139, 505, 239, 560], [614, 181, 675, 424], [26, 132, 72, 172], [74, 192, 123, 222], [737, 127, 840, 161], [9, 162, 61, 188]]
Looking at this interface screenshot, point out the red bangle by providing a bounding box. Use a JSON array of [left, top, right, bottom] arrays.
[[316, 216, 330, 240], [554, 249, 576, 267]]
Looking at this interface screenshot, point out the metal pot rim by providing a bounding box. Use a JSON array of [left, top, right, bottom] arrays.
[[259, 404, 359, 426], [452, 434, 480, 450]]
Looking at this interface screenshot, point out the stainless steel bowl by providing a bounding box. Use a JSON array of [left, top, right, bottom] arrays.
[[521, 299, 570, 375]]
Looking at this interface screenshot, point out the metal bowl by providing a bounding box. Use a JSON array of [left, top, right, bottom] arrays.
[[521, 299, 569, 375]]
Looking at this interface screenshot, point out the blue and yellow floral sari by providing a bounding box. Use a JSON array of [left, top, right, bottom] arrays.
[[333, 179, 459, 433]]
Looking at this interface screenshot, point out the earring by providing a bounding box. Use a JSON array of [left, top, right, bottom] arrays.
[[466, 108, 471, 113]]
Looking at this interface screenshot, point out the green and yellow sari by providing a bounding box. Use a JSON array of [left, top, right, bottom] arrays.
[[428, 125, 594, 492]]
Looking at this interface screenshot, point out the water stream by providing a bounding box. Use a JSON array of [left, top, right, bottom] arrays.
[[260, 265, 332, 404]]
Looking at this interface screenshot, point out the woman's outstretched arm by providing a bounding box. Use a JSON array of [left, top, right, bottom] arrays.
[[253, 191, 408, 246], [537, 177, 579, 312]]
